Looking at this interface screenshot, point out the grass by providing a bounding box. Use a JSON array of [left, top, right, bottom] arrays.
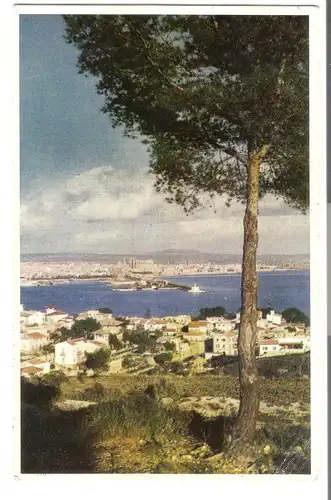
[[60, 373, 309, 407], [21, 370, 310, 474]]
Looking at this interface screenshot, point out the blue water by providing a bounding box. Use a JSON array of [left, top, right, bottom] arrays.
[[20, 270, 310, 318]]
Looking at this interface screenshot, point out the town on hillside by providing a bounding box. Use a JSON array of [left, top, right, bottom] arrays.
[[20, 303, 310, 378]]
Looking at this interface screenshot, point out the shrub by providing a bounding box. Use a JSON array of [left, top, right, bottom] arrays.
[[85, 348, 111, 372], [155, 352, 173, 365]]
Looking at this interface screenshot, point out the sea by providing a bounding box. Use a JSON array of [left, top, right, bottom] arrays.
[[20, 270, 310, 318]]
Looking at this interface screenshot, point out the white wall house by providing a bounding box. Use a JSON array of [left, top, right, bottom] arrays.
[[266, 310, 283, 325], [45, 305, 57, 315], [21, 333, 49, 353], [212, 332, 238, 356], [46, 311, 69, 325], [182, 331, 207, 342], [258, 339, 281, 356], [188, 321, 212, 334], [55, 339, 102, 366], [21, 311, 46, 327], [278, 336, 310, 352]]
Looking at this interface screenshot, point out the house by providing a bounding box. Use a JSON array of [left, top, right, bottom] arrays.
[[183, 331, 208, 342], [258, 339, 281, 356], [163, 315, 191, 326], [164, 328, 177, 336], [93, 329, 110, 343], [54, 338, 102, 366], [207, 317, 234, 333], [176, 341, 205, 360], [278, 335, 310, 352], [212, 332, 238, 356], [45, 305, 57, 315], [46, 311, 69, 325], [21, 333, 49, 353], [266, 310, 283, 325], [21, 359, 51, 375], [188, 321, 212, 334], [21, 310, 46, 327], [99, 318, 123, 335], [21, 366, 44, 378]]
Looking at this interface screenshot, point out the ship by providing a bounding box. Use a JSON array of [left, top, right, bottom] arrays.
[[187, 284, 204, 293]]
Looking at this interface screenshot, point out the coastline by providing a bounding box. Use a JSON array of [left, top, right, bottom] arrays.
[[20, 268, 309, 288]]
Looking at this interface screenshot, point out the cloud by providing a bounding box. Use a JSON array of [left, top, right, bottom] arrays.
[[20, 165, 309, 254]]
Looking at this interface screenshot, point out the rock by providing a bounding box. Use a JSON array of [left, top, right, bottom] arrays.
[[160, 397, 174, 407]]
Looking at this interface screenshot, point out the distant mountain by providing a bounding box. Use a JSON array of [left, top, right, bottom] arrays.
[[21, 250, 309, 266]]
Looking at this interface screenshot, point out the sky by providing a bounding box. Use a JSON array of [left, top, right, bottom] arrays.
[[20, 14, 309, 256]]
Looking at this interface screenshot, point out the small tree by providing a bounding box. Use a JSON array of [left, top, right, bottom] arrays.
[[164, 341, 176, 351], [85, 348, 111, 373], [282, 308, 310, 326], [199, 305, 227, 319], [98, 307, 113, 314], [155, 352, 173, 365], [108, 334, 123, 350], [71, 318, 101, 339]]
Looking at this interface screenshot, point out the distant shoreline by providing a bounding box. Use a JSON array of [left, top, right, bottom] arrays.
[[20, 268, 309, 287]]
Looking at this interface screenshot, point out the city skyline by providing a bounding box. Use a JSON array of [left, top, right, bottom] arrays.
[[20, 15, 309, 255]]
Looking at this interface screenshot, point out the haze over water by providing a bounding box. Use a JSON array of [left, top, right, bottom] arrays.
[[20, 270, 310, 318]]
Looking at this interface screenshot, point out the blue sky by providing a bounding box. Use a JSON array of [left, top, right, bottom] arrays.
[[20, 15, 309, 255], [20, 15, 148, 195]]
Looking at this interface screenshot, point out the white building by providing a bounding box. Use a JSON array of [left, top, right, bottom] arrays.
[[207, 317, 234, 333], [266, 310, 283, 325], [46, 311, 69, 325], [55, 339, 102, 366], [21, 310, 46, 327], [182, 331, 207, 342], [21, 333, 49, 353], [45, 305, 57, 315], [278, 336, 310, 352], [258, 339, 281, 356], [21, 359, 51, 375], [212, 332, 238, 356], [188, 321, 213, 334]]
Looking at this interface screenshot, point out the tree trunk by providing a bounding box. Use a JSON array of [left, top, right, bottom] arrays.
[[230, 145, 269, 453]]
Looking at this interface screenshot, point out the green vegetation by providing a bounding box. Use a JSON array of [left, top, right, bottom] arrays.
[[85, 348, 111, 373], [108, 334, 123, 351], [282, 308, 310, 326], [123, 329, 159, 353], [21, 371, 310, 473], [57, 318, 101, 341], [154, 352, 173, 365], [64, 14, 309, 449], [164, 341, 176, 351], [199, 305, 227, 319], [98, 307, 113, 314]]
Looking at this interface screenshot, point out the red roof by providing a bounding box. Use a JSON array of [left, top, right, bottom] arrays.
[[67, 337, 85, 345], [26, 359, 46, 365], [21, 366, 43, 375], [25, 333, 48, 340], [259, 339, 278, 345]]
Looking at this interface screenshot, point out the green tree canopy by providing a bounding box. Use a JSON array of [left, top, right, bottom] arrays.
[[64, 15, 308, 212], [98, 307, 113, 314], [199, 305, 228, 319], [85, 348, 111, 372], [108, 334, 123, 350], [71, 318, 101, 338], [282, 308, 310, 326], [154, 352, 173, 365], [63, 14, 308, 452]]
